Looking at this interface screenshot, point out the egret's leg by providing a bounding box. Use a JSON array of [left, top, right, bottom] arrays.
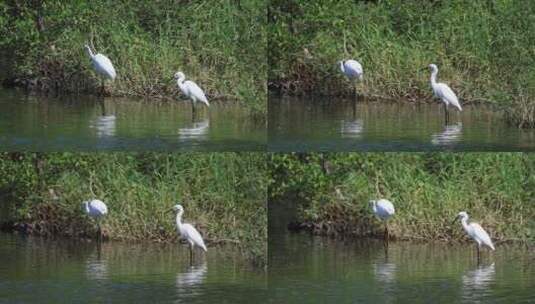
[[384, 222, 389, 243], [100, 79, 105, 96], [191, 99, 197, 118], [189, 244, 194, 265], [476, 244, 481, 263], [97, 239, 102, 259], [96, 222, 101, 243]]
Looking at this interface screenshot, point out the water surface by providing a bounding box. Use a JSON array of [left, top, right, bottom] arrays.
[[269, 96, 535, 151], [267, 201, 534, 303], [0, 233, 266, 303], [0, 89, 265, 151], [268, 233, 533, 303]]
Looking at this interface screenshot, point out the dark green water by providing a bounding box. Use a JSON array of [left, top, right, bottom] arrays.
[[268, 232, 534, 303], [267, 201, 534, 303], [0, 233, 266, 303], [268, 96, 535, 151], [0, 89, 265, 151]]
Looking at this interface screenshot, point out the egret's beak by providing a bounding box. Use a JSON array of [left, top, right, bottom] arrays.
[[451, 215, 459, 225], [166, 208, 175, 214]]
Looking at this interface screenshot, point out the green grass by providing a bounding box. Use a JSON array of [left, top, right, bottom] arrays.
[[0, 1, 267, 116], [269, 153, 535, 245], [268, 0, 535, 126], [0, 152, 267, 265]]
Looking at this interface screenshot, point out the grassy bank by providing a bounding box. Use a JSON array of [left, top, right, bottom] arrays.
[[0, 152, 267, 265], [269, 153, 535, 245], [269, 1, 535, 127], [0, 1, 266, 116]]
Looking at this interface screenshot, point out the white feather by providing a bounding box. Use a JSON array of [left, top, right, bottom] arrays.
[[341, 59, 363, 80], [181, 223, 207, 252], [372, 199, 395, 220], [92, 54, 116, 80], [84, 199, 108, 219], [434, 83, 462, 111], [184, 80, 209, 106], [469, 223, 495, 251]]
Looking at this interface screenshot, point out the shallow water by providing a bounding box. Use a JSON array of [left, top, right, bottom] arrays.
[[0, 233, 266, 303], [268, 96, 535, 151], [267, 201, 534, 303], [268, 233, 534, 303], [0, 89, 265, 151]]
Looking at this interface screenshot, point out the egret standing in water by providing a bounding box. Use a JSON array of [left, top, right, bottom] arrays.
[[339, 59, 363, 97], [174, 72, 209, 115], [452, 211, 495, 262], [84, 45, 116, 95], [370, 199, 395, 241], [171, 204, 207, 264], [428, 64, 462, 123], [82, 199, 108, 241]]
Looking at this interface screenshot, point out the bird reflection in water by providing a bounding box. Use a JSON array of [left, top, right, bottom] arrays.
[[431, 122, 462, 145], [462, 263, 495, 302], [175, 263, 207, 298], [340, 119, 364, 139], [85, 242, 108, 281], [178, 118, 210, 140], [90, 101, 116, 137]]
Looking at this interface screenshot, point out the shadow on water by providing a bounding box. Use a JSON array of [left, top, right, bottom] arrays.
[[0, 233, 267, 303], [268, 96, 535, 151], [0, 89, 265, 151], [268, 201, 534, 303]]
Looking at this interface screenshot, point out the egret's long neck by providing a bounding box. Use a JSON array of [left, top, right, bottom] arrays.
[[84, 202, 90, 214], [175, 210, 184, 230], [85, 46, 94, 58], [176, 75, 186, 90], [460, 216, 470, 233], [430, 69, 438, 86], [339, 61, 345, 74]]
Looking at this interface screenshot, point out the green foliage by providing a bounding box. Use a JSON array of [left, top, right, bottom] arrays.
[[269, 153, 535, 244], [0, 152, 267, 265], [0, 1, 266, 115], [269, 0, 535, 125]]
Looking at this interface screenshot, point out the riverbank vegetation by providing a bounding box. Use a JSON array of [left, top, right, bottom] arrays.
[[269, 1, 535, 127], [0, 153, 267, 265], [0, 1, 266, 116], [269, 153, 535, 245]]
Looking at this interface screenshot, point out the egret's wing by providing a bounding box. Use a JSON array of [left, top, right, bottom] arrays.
[[90, 199, 108, 214], [185, 81, 209, 106], [183, 223, 207, 251], [436, 83, 461, 111], [345, 60, 363, 77], [93, 54, 116, 80], [471, 223, 494, 250], [378, 199, 395, 215]]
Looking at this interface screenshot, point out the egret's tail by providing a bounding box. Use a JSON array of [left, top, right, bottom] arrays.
[[489, 243, 495, 251], [200, 243, 207, 252]]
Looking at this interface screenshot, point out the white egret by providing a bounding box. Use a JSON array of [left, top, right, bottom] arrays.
[[82, 199, 108, 240], [84, 45, 116, 94], [428, 64, 462, 123], [339, 59, 363, 96], [453, 211, 495, 260], [370, 199, 395, 241], [174, 72, 209, 114], [171, 204, 207, 264]]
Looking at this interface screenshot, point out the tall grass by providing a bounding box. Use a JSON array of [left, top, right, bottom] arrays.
[[269, 153, 535, 244], [0, 1, 267, 115], [0, 152, 267, 265], [269, 1, 535, 126]]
